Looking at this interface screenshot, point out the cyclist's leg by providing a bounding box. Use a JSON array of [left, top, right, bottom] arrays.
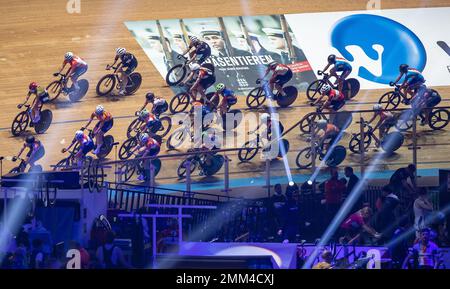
[[118, 68, 129, 94], [28, 146, 45, 167], [339, 70, 351, 93], [31, 98, 41, 123], [71, 65, 88, 90]]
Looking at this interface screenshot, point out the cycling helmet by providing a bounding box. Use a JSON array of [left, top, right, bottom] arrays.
[[189, 36, 199, 44], [65, 52, 74, 61], [25, 135, 35, 144], [116, 47, 126, 56], [29, 82, 38, 92], [320, 84, 332, 95], [139, 109, 150, 120], [145, 92, 155, 102], [139, 133, 149, 143], [75, 130, 84, 140], [316, 119, 327, 129], [215, 83, 226, 92], [267, 61, 278, 69], [327, 54, 336, 64], [95, 105, 104, 115], [260, 113, 270, 123], [399, 64, 409, 73], [373, 104, 382, 111]]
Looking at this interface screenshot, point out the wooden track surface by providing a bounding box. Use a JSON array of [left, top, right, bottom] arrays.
[[1, 0, 449, 185]]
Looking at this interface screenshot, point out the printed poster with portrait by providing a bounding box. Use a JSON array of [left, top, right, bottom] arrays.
[[125, 15, 317, 94]]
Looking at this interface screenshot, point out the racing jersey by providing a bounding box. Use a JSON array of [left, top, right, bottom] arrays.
[[92, 111, 113, 122], [327, 89, 344, 102], [63, 55, 87, 69], [325, 123, 339, 134], [117, 52, 137, 68], [334, 60, 352, 71], [273, 63, 290, 75]]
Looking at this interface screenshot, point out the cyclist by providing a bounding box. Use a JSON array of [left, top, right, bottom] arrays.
[[183, 63, 216, 103], [138, 92, 168, 117], [311, 84, 346, 112], [259, 61, 293, 97], [137, 109, 162, 136], [20, 82, 50, 125], [315, 119, 340, 150], [412, 86, 441, 126], [16, 136, 45, 171], [391, 64, 425, 103], [109, 48, 138, 96], [190, 100, 212, 130], [210, 83, 238, 115], [320, 54, 352, 93], [62, 130, 95, 167], [248, 113, 284, 147], [367, 104, 396, 143], [83, 105, 114, 155], [130, 133, 161, 181], [55, 52, 88, 93], [180, 36, 211, 65], [193, 130, 218, 176]]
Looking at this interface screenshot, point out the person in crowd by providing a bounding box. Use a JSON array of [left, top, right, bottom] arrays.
[[270, 184, 287, 238], [313, 250, 333, 269], [30, 239, 46, 269], [402, 228, 439, 269], [389, 164, 416, 195], [280, 189, 300, 243], [95, 231, 132, 269], [376, 185, 400, 241], [344, 166, 363, 211], [339, 207, 382, 245], [414, 187, 434, 239], [323, 167, 346, 226], [69, 241, 91, 269]]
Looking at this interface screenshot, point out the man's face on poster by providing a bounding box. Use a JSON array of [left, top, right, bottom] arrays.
[[173, 37, 187, 52], [267, 36, 286, 50], [203, 35, 225, 50], [236, 38, 248, 51], [149, 39, 163, 53]]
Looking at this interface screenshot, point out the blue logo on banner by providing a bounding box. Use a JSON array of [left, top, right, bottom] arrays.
[[331, 14, 427, 84]]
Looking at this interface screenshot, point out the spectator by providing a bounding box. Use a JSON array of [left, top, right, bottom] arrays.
[[402, 228, 439, 269], [95, 231, 132, 269], [30, 239, 46, 269], [344, 167, 363, 210], [9, 242, 28, 269], [69, 241, 90, 269], [376, 185, 400, 240], [390, 218, 410, 268], [414, 188, 433, 238], [280, 190, 300, 243], [270, 184, 286, 237], [313, 250, 333, 269], [323, 167, 346, 225], [389, 164, 416, 195], [339, 207, 381, 245]]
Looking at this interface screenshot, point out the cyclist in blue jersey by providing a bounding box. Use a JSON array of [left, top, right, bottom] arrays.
[[210, 83, 238, 115], [321, 54, 352, 93], [62, 130, 95, 167], [391, 64, 426, 102]]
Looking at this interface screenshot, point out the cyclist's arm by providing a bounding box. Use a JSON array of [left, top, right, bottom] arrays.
[[182, 44, 194, 56], [367, 113, 377, 124], [209, 92, 219, 107], [260, 67, 271, 80], [111, 56, 119, 67], [372, 118, 383, 132], [190, 75, 202, 91], [58, 62, 67, 74], [84, 115, 95, 128], [313, 94, 326, 105], [139, 100, 149, 112], [17, 144, 26, 158], [63, 140, 76, 153], [322, 63, 331, 73], [393, 73, 404, 85]]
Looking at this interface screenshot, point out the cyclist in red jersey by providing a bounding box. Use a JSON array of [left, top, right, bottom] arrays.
[[312, 84, 346, 112], [83, 105, 114, 155], [260, 61, 293, 97], [315, 120, 340, 150], [182, 63, 216, 104], [367, 104, 396, 143], [130, 133, 161, 180], [55, 52, 88, 93]]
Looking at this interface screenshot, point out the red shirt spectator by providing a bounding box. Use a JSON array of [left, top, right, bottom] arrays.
[[324, 177, 345, 204]]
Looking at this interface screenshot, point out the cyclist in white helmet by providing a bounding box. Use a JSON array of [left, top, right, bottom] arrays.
[[62, 130, 95, 167], [129, 133, 161, 181], [180, 35, 211, 65], [312, 84, 346, 112], [55, 51, 88, 94], [83, 105, 114, 155], [314, 119, 340, 150], [366, 104, 396, 143], [259, 61, 293, 97], [108, 47, 138, 95]]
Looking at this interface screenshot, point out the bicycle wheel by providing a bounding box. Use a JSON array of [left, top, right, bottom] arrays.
[[96, 74, 116, 96], [428, 109, 450, 130], [166, 64, 187, 86], [119, 137, 138, 160], [326, 145, 347, 167], [204, 155, 225, 176], [246, 87, 266, 109], [306, 80, 325, 101], [125, 72, 142, 95], [295, 147, 313, 169], [121, 161, 136, 182], [238, 140, 259, 162], [11, 111, 29, 136], [277, 86, 298, 107], [348, 133, 372, 154], [126, 118, 143, 139], [299, 113, 326, 134], [46, 80, 63, 102], [169, 92, 190, 114], [34, 109, 53, 134], [177, 158, 198, 178], [157, 116, 172, 138], [379, 91, 401, 109], [166, 128, 187, 150], [380, 132, 404, 153], [395, 115, 413, 131], [97, 135, 114, 159]]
